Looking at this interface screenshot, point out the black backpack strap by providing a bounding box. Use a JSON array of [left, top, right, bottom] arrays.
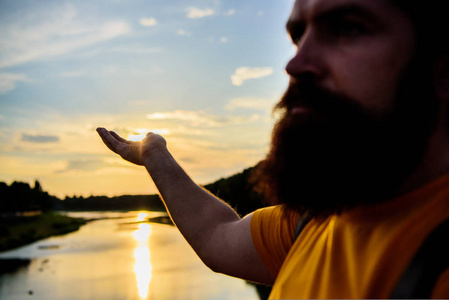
[[390, 218, 449, 299], [294, 211, 312, 240]]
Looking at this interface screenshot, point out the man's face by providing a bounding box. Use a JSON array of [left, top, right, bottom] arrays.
[[258, 0, 438, 215], [285, 0, 416, 116]]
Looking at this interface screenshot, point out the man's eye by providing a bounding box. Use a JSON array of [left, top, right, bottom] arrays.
[[291, 34, 302, 45], [332, 21, 366, 38], [289, 25, 306, 45], [290, 33, 303, 45]]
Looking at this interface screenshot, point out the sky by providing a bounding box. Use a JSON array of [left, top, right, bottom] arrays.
[[0, 0, 296, 198]]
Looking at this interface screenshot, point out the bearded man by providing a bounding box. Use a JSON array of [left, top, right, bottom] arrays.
[[97, 0, 449, 298]]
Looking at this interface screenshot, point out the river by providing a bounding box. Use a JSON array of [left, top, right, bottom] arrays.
[[0, 211, 260, 300]]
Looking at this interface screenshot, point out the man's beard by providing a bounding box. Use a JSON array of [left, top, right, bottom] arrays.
[[256, 61, 438, 217]]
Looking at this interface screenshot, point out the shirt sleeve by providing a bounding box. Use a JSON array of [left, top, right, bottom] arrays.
[[250, 205, 299, 278]]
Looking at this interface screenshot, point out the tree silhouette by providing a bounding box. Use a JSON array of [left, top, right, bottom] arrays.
[[0, 181, 58, 213]]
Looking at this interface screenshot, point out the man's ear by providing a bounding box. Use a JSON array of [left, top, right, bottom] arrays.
[[433, 55, 449, 101]]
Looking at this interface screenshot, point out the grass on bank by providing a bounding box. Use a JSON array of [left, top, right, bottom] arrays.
[[0, 212, 86, 252]]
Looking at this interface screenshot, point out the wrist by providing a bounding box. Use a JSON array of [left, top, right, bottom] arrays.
[[141, 143, 170, 167], [141, 133, 168, 165]]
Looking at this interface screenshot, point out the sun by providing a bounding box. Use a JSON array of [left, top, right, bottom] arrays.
[[127, 128, 170, 141]]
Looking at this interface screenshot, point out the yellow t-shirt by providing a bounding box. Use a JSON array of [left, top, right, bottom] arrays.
[[251, 174, 449, 299]]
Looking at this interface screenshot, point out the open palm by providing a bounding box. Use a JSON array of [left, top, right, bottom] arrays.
[[96, 127, 166, 166]]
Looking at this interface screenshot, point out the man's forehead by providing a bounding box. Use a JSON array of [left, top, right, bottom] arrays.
[[289, 0, 391, 21]]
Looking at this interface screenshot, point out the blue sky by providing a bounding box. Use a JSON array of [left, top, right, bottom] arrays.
[[0, 0, 295, 197]]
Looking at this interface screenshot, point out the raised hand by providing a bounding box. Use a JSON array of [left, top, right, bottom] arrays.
[[96, 127, 166, 166]]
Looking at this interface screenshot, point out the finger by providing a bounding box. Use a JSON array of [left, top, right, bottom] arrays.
[[97, 128, 117, 152], [109, 131, 131, 144], [96, 127, 121, 153]]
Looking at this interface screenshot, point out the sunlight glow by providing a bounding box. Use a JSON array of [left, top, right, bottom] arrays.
[[133, 223, 151, 242], [151, 129, 170, 135], [127, 129, 170, 141], [133, 222, 152, 299], [134, 246, 152, 299], [128, 134, 147, 142], [137, 212, 148, 222]]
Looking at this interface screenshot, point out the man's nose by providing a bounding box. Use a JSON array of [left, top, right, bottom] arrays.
[[285, 30, 324, 80]]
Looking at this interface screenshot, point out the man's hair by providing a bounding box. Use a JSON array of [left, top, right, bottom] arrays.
[[394, 1, 449, 128], [393, 1, 449, 56]]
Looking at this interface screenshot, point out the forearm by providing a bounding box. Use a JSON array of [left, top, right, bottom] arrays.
[[143, 145, 241, 260]]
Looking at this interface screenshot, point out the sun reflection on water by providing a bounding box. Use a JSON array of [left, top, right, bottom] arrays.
[[137, 212, 148, 222], [133, 212, 152, 299]]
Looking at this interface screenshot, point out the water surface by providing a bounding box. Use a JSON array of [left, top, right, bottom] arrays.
[[0, 211, 259, 300]]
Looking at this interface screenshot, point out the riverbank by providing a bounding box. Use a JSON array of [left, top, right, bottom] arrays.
[[0, 211, 260, 300], [0, 212, 87, 252]]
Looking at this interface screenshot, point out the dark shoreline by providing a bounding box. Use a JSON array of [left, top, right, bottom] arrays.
[[0, 212, 87, 253], [0, 258, 31, 274], [0, 211, 175, 253]]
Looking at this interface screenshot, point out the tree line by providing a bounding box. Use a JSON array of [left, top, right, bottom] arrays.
[[1, 165, 268, 214], [0, 181, 58, 214], [203, 165, 269, 217]]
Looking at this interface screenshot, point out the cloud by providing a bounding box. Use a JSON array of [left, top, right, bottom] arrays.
[[55, 158, 114, 173], [60, 71, 85, 78], [110, 45, 162, 54], [225, 97, 274, 112], [0, 4, 132, 69], [186, 7, 215, 19], [177, 29, 192, 37], [179, 157, 196, 163], [220, 37, 228, 43], [22, 134, 60, 143], [146, 110, 263, 128], [72, 45, 162, 59], [126, 128, 170, 141], [231, 67, 273, 86], [139, 17, 157, 27], [224, 9, 236, 16], [0, 73, 28, 94], [147, 110, 226, 127]]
